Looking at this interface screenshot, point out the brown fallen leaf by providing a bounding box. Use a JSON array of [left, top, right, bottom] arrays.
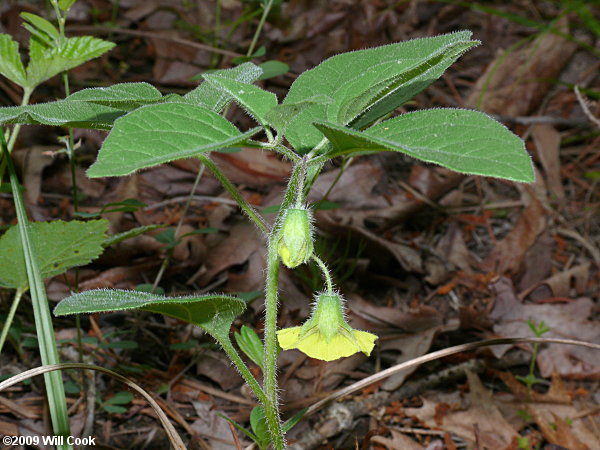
[[532, 124, 565, 202], [371, 429, 424, 450]]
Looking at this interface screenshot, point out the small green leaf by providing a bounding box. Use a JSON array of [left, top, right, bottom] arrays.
[[0, 35, 27, 87], [185, 62, 263, 112], [58, 0, 78, 11], [314, 108, 534, 183], [0, 83, 166, 129], [202, 74, 278, 127], [283, 31, 478, 152], [104, 391, 134, 405], [25, 36, 115, 89], [250, 406, 271, 449], [86, 102, 261, 177], [54, 289, 246, 341], [258, 60, 289, 80], [0, 220, 108, 291], [20, 13, 60, 41], [216, 412, 258, 443], [102, 405, 127, 414], [282, 407, 307, 433], [234, 325, 264, 369]]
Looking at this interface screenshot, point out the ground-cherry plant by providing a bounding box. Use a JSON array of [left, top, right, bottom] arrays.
[[1, 24, 534, 449]]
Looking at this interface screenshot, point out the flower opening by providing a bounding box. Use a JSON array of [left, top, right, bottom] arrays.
[[277, 293, 377, 361]]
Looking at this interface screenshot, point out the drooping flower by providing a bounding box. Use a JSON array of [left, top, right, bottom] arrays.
[[277, 293, 377, 361], [277, 207, 314, 268]]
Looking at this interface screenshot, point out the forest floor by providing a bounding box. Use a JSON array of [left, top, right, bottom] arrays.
[[0, 1, 599, 449]]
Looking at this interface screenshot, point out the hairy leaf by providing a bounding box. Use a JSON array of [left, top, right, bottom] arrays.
[[185, 62, 263, 112], [314, 109, 534, 182], [54, 289, 246, 340], [87, 102, 261, 177], [283, 31, 478, 152]]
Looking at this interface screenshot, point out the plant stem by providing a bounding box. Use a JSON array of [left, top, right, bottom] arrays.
[[247, 0, 274, 56], [151, 163, 206, 291], [0, 287, 25, 355], [311, 255, 333, 294], [1, 131, 72, 450], [198, 155, 269, 234]]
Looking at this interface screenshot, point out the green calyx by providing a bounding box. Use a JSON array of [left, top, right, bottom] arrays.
[[277, 207, 313, 268]]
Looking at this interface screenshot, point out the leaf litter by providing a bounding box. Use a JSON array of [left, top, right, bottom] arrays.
[[1, 0, 599, 448]]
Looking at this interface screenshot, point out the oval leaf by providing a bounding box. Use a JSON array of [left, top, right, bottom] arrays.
[[86, 102, 261, 177], [314, 108, 534, 183]]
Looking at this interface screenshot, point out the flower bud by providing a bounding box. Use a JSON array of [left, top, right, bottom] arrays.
[[277, 208, 313, 268]]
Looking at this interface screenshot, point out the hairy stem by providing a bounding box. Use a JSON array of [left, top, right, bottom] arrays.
[[311, 255, 333, 294]]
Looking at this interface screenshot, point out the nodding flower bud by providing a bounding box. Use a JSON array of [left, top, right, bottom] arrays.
[[277, 293, 377, 361], [277, 208, 313, 268]]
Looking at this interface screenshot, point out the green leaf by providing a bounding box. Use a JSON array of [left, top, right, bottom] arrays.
[[54, 289, 246, 341], [58, 0, 78, 11], [265, 94, 332, 134], [103, 225, 163, 248], [184, 62, 263, 112], [258, 60, 289, 80], [282, 407, 307, 433], [250, 406, 271, 449], [104, 391, 134, 405], [25, 36, 115, 89], [314, 109, 534, 183], [203, 74, 277, 127], [20, 12, 60, 41], [102, 405, 127, 414], [216, 413, 258, 443], [283, 31, 478, 152], [0, 83, 166, 129], [234, 325, 264, 369], [0, 219, 108, 291], [0, 35, 27, 87], [87, 102, 261, 177]]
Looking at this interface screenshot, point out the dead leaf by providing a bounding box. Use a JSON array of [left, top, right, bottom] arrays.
[[371, 429, 424, 450], [212, 148, 291, 187], [191, 401, 238, 450], [532, 124, 565, 201]]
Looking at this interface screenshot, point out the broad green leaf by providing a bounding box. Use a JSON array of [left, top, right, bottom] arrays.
[[26, 36, 115, 89], [314, 109, 534, 183], [87, 102, 261, 177], [203, 74, 277, 126], [20, 12, 60, 41], [234, 325, 264, 369], [184, 62, 263, 112], [258, 60, 289, 80], [0, 83, 166, 129], [0, 219, 108, 290], [54, 289, 246, 340], [0, 35, 27, 87], [283, 31, 478, 152], [264, 94, 331, 133]]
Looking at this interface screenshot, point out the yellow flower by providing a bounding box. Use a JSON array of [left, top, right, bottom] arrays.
[[277, 208, 314, 268], [277, 293, 377, 361]]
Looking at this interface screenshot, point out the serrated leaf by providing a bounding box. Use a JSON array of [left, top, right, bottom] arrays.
[[314, 108, 534, 183], [264, 94, 332, 133], [0, 35, 27, 87], [234, 325, 264, 369], [0, 83, 166, 129], [0, 219, 108, 290], [283, 31, 478, 152], [184, 62, 263, 112], [54, 289, 246, 341], [202, 74, 277, 127], [25, 36, 115, 89], [87, 102, 261, 177]]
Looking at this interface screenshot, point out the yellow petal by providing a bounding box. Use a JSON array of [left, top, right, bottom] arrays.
[[296, 330, 358, 361], [352, 330, 378, 356], [277, 327, 301, 349]]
